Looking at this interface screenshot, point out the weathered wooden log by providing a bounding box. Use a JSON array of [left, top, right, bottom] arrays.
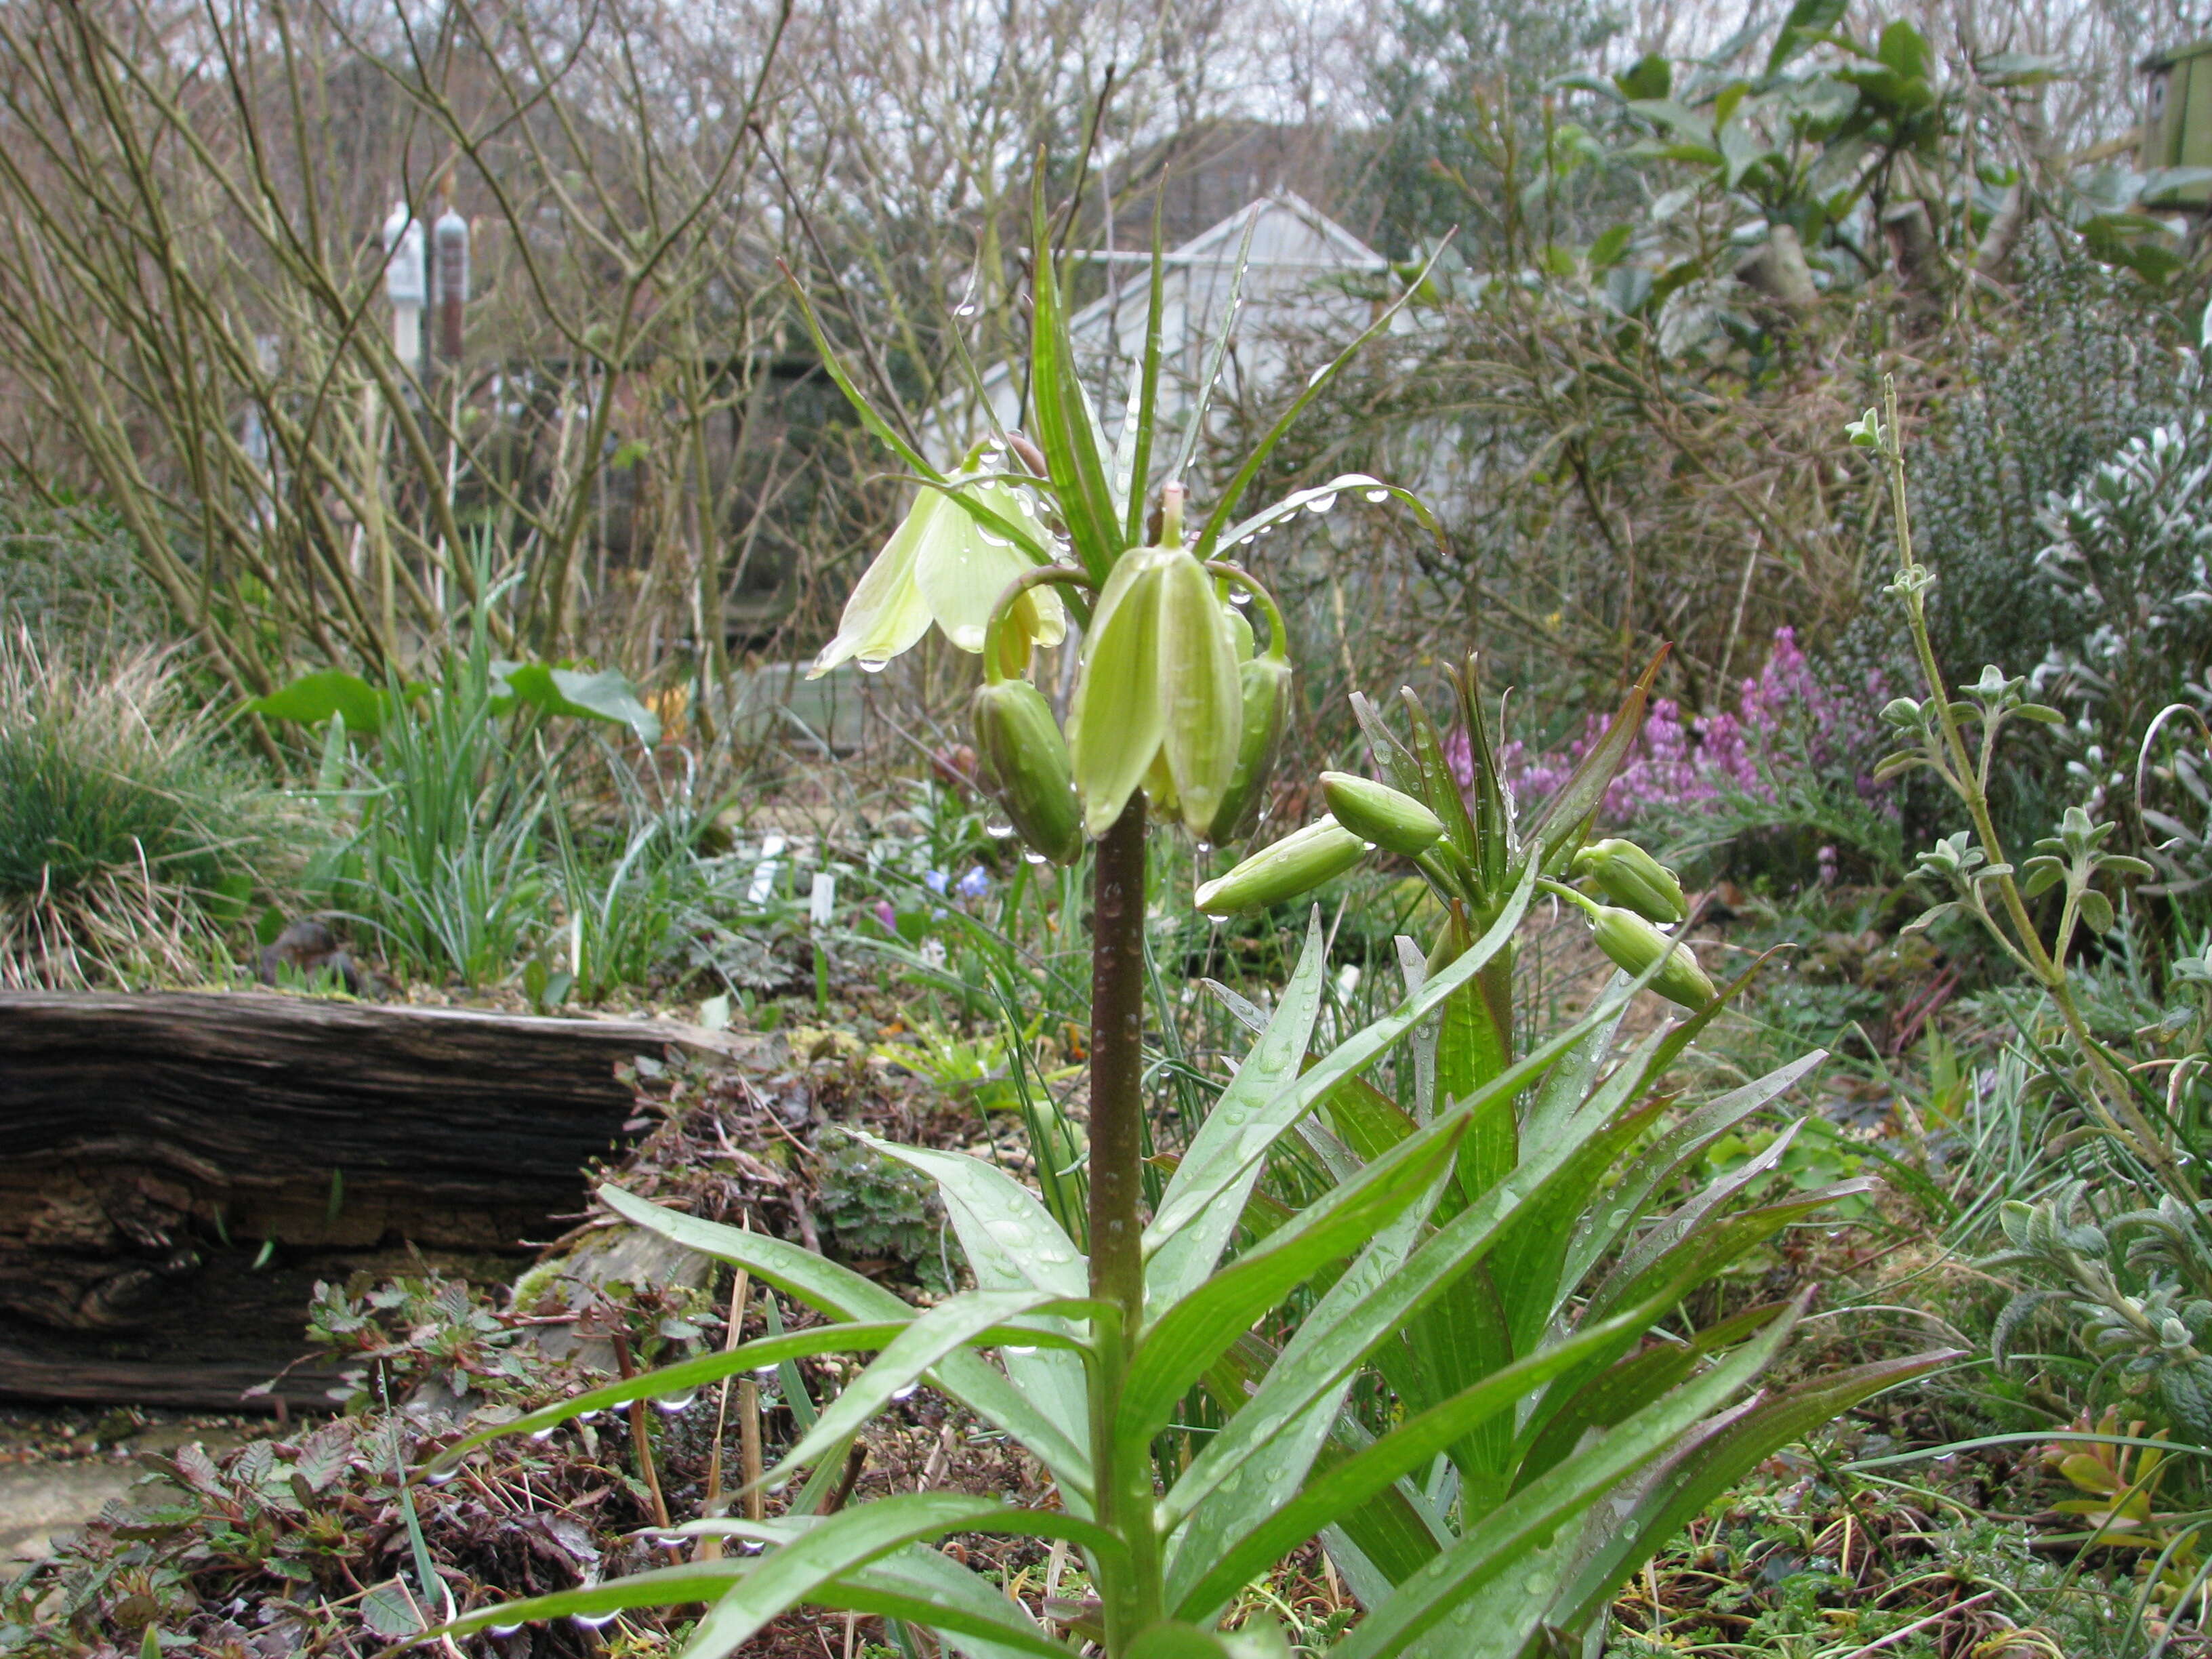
[[0, 989, 741, 1407]]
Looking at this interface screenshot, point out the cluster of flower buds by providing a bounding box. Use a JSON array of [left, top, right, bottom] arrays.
[[1193, 654, 1719, 1012], [960, 485, 1294, 863]]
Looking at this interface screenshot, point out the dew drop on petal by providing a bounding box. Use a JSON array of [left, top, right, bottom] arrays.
[[858, 657, 889, 674]]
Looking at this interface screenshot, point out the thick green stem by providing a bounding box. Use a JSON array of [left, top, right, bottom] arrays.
[[1087, 793, 1162, 1647]]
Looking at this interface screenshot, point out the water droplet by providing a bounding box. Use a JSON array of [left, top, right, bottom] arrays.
[[858, 657, 889, 674], [490, 1624, 525, 1637], [653, 1392, 697, 1415], [571, 1611, 620, 1631], [575, 1410, 603, 1424], [753, 1364, 779, 1378], [985, 821, 1016, 839], [767, 1479, 789, 1495], [1005, 1344, 1039, 1357], [529, 1425, 560, 1442], [425, 1464, 462, 1485], [1364, 488, 1389, 504], [1023, 850, 1048, 865], [1305, 492, 1338, 514], [740, 1538, 764, 1553], [891, 1383, 920, 1401], [954, 302, 978, 317], [1228, 588, 1252, 605]]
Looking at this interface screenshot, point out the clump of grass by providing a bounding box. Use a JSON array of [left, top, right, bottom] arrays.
[[0, 625, 272, 987]]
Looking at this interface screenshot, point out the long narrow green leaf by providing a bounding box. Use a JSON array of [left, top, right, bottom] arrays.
[[426, 1320, 912, 1476], [1170, 1195, 1436, 1576], [756, 1289, 1099, 1500], [434, 1559, 754, 1637], [1519, 647, 1668, 874], [863, 1136, 1091, 1458], [682, 1494, 1048, 1659], [1120, 1109, 1469, 1462], [1541, 1348, 1963, 1636], [1589, 1182, 1873, 1328], [1582, 1124, 1809, 1311], [1146, 864, 1538, 1255], [1170, 1303, 1666, 1619], [1194, 241, 1452, 558], [816, 1545, 1066, 1659], [1146, 912, 1329, 1305], [1560, 1052, 1826, 1292], [600, 1187, 1094, 1501], [1168, 212, 1258, 485], [1159, 998, 1645, 1538], [1212, 476, 1445, 562], [1328, 1307, 1800, 1659], [1028, 196, 1122, 581], [787, 281, 941, 483], [1124, 200, 1168, 544]]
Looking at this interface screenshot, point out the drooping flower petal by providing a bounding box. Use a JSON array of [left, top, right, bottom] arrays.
[[808, 490, 938, 677], [918, 479, 1065, 653]]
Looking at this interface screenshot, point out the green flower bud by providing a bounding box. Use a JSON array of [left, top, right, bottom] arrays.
[[1572, 837, 1687, 924], [972, 677, 1082, 865], [1320, 771, 1445, 858], [1193, 816, 1366, 915], [1582, 901, 1715, 1009], [1158, 550, 1245, 837], [1068, 548, 1171, 838], [1205, 655, 1292, 844]]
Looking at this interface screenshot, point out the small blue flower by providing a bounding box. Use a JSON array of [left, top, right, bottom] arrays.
[[955, 866, 991, 899], [924, 869, 949, 895]]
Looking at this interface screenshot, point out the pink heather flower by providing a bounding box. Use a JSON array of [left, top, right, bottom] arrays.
[[1446, 630, 1889, 824]]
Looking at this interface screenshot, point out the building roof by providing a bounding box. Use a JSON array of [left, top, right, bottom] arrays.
[[924, 194, 1387, 462]]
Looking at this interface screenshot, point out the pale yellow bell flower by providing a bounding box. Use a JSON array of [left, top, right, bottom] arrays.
[[810, 469, 1065, 678]]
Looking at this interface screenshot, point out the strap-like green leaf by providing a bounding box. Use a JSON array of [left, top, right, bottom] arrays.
[[814, 1543, 1066, 1659], [861, 1135, 1092, 1458], [1519, 648, 1668, 876], [1028, 199, 1122, 581], [1121, 1110, 1468, 1462], [1169, 1197, 1435, 1576], [1328, 1307, 1800, 1659], [1559, 1052, 1826, 1292], [681, 1494, 1046, 1659], [1193, 243, 1452, 558], [434, 1559, 754, 1638], [600, 1186, 1094, 1501], [425, 1319, 913, 1477], [1170, 1303, 1665, 1619], [1147, 912, 1329, 1304], [1144, 865, 1538, 1269], [1541, 1348, 1962, 1635], [756, 1289, 1099, 1502]]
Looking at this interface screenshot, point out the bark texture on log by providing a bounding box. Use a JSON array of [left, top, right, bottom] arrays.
[[0, 990, 739, 1407]]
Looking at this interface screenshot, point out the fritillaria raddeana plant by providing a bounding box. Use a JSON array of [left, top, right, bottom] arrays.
[[411, 213, 1954, 1658]]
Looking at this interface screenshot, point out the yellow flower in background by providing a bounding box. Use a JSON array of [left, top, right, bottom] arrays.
[[809, 463, 1065, 678]]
